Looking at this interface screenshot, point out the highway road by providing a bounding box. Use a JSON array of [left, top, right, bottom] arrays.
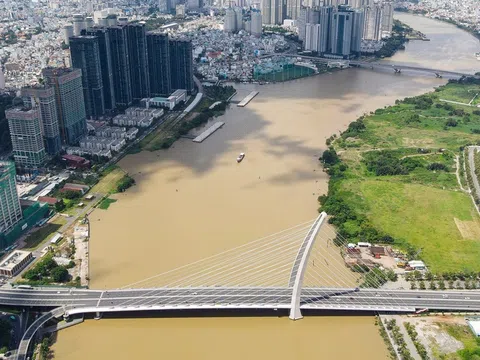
[[13, 286, 480, 360], [4, 287, 480, 312], [468, 146, 480, 200]]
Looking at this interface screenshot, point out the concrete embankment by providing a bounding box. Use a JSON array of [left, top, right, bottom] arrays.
[[237, 91, 259, 107], [193, 122, 225, 143], [41, 315, 84, 335]]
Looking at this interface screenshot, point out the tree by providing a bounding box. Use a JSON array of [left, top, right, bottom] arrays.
[[320, 147, 339, 166], [55, 199, 65, 212], [51, 266, 69, 282], [40, 337, 50, 359], [418, 280, 426, 290], [62, 190, 81, 200], [413, 270, 423, 281]]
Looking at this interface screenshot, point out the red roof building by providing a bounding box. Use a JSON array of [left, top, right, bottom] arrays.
[[61, 155, 91, 169], [38, 196, 61, 205]]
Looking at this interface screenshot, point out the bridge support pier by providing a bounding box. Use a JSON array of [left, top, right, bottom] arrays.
[[289, 212, 327, 320], [94, 312, 103, 320]]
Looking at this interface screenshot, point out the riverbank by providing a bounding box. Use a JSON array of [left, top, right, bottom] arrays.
[[319, 78, 480, 274], [395, 9, 480, 42]]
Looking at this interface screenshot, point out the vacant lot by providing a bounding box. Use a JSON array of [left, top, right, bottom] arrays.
[[23, 216, 67, 250], [346, 180, 480, 272], [90, 166, 126, 195], [325, 81, 480, 273]]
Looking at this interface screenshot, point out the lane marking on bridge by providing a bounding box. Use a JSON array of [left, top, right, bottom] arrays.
[[96, 291, 105, 307]]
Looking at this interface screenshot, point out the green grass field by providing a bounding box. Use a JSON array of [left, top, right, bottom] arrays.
[[98, 198, 117, 210], [90, 166, 126, 195], [328, 81, 480, 273], [345, 180, 480, 272], [439, 83, 480, 105]]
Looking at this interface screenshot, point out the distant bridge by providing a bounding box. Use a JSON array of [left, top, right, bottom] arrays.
[[12, 213, 480, 359], [263, 53, 477, 79]]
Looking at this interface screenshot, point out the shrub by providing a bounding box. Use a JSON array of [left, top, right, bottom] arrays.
[[427, 163, 448, 171], [445, 119, 458, 127]]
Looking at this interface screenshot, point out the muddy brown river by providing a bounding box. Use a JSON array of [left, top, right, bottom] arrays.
[[52, 13, 480, 360]]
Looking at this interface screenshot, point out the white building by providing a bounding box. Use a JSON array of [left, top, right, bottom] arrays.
[[112, 107, 164, 128], [363, 4, 383, 41], [225, 8, 236, 32], [144, 90, 186, 111], [0, 250, 33, 277]]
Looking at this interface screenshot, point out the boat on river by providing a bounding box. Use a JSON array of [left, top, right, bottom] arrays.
[[237, 153, 245, 163]]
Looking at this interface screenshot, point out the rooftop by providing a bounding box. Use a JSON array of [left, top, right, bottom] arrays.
[[0, 250, 31, 271]]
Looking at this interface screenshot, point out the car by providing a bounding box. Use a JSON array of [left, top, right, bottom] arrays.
[[57, 291, 61, 294], [465, 297, 470, 300], [354, 287, 359, 292], [442, 294, 448, 298]]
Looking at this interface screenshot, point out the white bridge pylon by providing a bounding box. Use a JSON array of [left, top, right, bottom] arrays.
[[289, 212, 327, 320]]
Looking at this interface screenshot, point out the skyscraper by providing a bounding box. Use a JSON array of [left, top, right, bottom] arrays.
[[6, 107, 47, 168], [329, 8, 353, 56], [42, 67, 87, 145], [381, 1, 393, 33], [63, 24, 74, 45], [72, 14, 85, 36], [304, 23, 318, 51], [21, 86, 62, 155], [108, 25, 132, 107], [363, 3, 383, 41], [224, 8, 237, 32], [351, 8, 364, 53], [70, 35, 105, 118], [298, 8, 320, 43], [147, 33, 171, 97], [159, 0, 174, 13], [261, 0, 284, 25], [286, 0, 301, 20], [169, 39, 194, 93], [317, 6, 332, 54], [251, 11, 262, 36], [83, 27, 116, 112], [126, 23, 150, 102], [0, 162, 22, 236]]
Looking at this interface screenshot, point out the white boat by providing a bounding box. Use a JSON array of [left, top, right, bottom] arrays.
[[237, 153, 245, 163]]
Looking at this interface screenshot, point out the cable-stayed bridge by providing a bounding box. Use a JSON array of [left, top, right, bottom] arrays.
[[12, 213, 480, 360]]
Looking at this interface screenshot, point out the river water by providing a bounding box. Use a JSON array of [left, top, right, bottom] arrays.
[[52, 14, 480, 360]]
